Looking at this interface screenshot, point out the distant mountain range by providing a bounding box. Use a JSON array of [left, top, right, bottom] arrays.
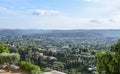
[[0, 29, 120, 37]]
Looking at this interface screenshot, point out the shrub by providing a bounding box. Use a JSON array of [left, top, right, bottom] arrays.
[[18, 61, 40, 73]]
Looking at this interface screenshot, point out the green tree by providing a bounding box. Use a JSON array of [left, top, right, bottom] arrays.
[[0, 44, 9, 53], [96, 38, 120, 74]]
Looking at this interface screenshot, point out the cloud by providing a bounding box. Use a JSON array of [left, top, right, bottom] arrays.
[[0, 1, 120, 29], [0, 7, 60, 16], [1, 13, 120, 29], [84, 0, 120, 6], [32, 10, 60, 15], [90, 19, 101, 24], [0, 7, 7, 12], [84, 0, 98, 2], [84, 0, 120, 19], [0, 7, 16, 15]]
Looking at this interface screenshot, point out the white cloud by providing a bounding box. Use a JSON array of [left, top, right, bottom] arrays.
[[0, 7, 17, 15], [0, 7, 60, 16], [84, 0, 98, 2], [32, 10, 60, 15], [0, 7, 7, 11], [1, 13, 120, 29], [83, 0, 120, 26], [84, 0, 120, 7], [84, 0, 119, 3], [0, 1, 120, 29]]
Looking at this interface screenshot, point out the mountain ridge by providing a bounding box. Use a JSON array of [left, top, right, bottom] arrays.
[[0, 29, 120, 37]]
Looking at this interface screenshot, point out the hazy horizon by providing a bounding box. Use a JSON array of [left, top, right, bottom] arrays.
[[0, 0, 120, 29], [0, 28, 120, 30]]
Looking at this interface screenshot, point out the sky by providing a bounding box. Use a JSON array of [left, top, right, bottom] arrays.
[[0, 0, 120, 29]]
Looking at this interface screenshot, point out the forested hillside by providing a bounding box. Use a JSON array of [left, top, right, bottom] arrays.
[[0, 29, 120, 37], [0, 29, 120, 74]]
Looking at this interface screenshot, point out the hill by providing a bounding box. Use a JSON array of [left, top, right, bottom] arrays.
[[0, 29, 120, 38]]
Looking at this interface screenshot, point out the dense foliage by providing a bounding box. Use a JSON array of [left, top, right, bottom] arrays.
[[0, 29, 120, 74], [0, 53, 20, 64], [0, 53, 20, 71], [18, 61, 40, 73], [96, 38, 120, 74], [0, 44, 9, 53]]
